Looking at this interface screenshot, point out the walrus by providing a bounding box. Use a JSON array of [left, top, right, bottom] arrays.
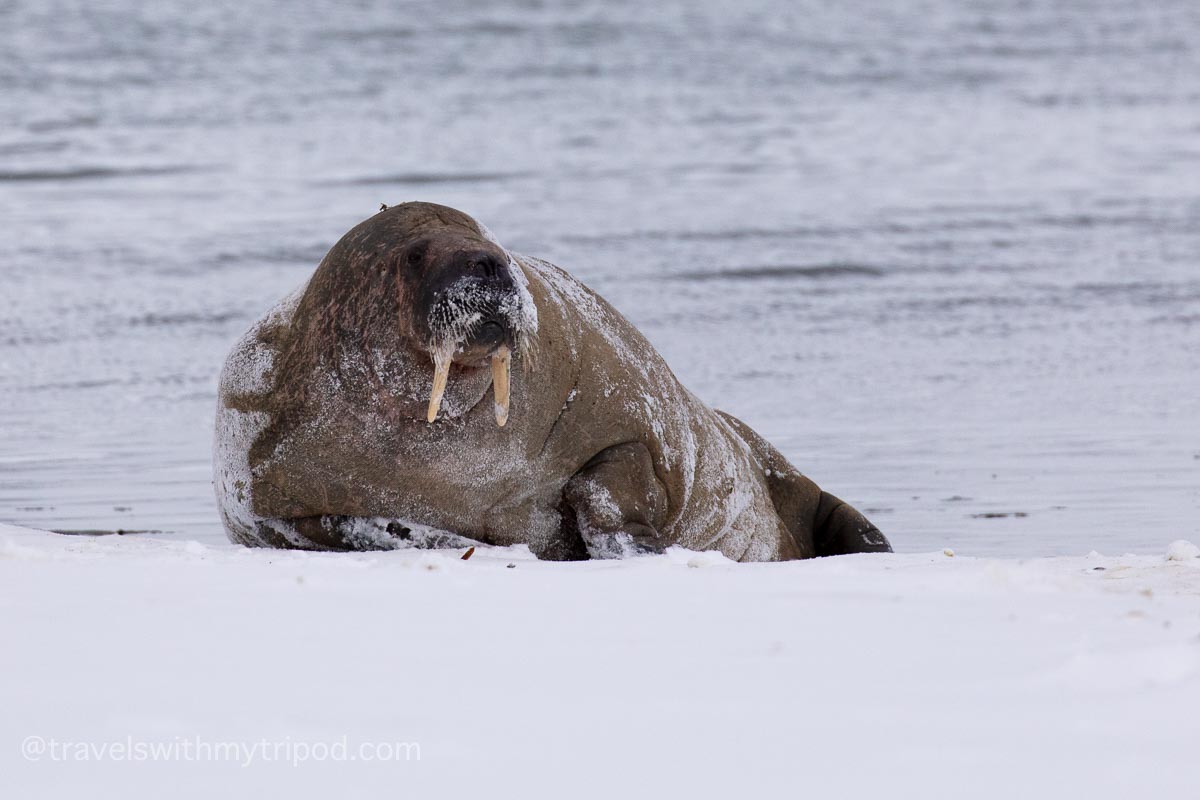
[[213, 202, 891, 561]]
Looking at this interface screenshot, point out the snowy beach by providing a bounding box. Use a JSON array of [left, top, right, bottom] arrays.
[[4, 522, 1200, 797]]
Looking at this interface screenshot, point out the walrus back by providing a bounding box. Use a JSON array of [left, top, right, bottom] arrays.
[[213, 283, 306, 547], [518, 255, 802, 560]]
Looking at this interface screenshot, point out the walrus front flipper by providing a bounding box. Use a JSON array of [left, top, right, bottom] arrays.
[[715, 410, 891, 558], [561, 442, 669, 559]]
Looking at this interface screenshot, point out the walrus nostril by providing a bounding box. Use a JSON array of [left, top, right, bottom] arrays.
[[464, 255, 501, 280]]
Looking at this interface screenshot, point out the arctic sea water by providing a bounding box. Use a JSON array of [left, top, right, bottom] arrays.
[[1, 0, 1197, 555]]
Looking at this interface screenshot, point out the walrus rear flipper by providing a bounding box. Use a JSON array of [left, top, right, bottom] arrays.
[[714, 410, 892, 558], [810, 491, 891, 556]]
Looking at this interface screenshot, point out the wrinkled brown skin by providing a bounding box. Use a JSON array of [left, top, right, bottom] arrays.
[[214, 202, 891, 561]]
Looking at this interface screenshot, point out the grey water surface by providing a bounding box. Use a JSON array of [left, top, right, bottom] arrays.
[[1, 0, 1198, 555]]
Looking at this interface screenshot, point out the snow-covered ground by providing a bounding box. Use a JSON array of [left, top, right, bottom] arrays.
[[4, 522, 1198, 798]]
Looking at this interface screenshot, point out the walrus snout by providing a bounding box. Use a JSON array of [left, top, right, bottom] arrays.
[[415, 239, 535, 428], [424, 281, 523, 427]]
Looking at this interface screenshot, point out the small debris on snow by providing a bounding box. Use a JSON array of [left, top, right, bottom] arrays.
[[461, 546, 476, 561], [686, 551, 728, 569], [182, 541, 207, 556], [1165, 540, 1199, 561]]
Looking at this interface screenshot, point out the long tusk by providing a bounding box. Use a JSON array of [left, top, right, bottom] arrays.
[[427, 347, 453, 423], [492, 345, 511, 427]]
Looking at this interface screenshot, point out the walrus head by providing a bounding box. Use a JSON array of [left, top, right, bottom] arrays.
[[400, 226, 537, 425], [292, 202, 538, 428]]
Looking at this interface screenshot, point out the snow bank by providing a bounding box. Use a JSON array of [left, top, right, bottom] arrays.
[[3, 523, 1198, 799]]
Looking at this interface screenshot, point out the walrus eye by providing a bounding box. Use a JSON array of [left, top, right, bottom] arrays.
[[406, 242, 428, 269]]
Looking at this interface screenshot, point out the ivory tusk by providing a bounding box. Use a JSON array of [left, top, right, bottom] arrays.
[[427, 347, 452, 423], [492, 346, 511, 427]]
